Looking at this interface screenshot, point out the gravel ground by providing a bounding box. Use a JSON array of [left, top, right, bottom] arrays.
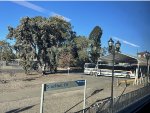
[[0, 72, 144, 113]]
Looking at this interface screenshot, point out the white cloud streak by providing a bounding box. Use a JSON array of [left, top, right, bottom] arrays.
[[12, 1, 47, 13], [113, 36, 140, 48], [12, 1, 71, 22]]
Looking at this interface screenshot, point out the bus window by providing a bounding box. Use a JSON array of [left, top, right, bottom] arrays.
[[84, 63, 96, 75], [84, 63, 96, 68]]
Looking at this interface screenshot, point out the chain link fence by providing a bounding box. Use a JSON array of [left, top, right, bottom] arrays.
[[76, 84, 150, 113]]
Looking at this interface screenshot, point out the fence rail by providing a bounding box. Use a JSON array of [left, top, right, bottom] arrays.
[[76, 84, 150, 113]]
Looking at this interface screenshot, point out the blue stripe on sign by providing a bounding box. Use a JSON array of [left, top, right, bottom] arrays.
[[43, 80, 85, 92], [75, 80, 85, 86]]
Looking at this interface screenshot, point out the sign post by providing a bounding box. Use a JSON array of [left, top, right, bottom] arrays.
[[40, 84, 44, 113], [40, 80, 86, 113], [83, 80, 86, 113]]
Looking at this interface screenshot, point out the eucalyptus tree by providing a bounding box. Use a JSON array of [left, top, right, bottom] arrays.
[[7, 16, 74, 74], [73, 36, 90, 67], [88, 26, 103, 63], [0, 40, 15, 62]]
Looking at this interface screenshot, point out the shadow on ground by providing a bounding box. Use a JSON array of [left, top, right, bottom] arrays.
[[64, 89, 104, 113], [5, 104, 36, 113]]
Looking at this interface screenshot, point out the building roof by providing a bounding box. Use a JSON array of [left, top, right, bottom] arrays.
[[99, 53, 149, 66]]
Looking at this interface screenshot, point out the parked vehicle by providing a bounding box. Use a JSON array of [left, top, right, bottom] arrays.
[[84, 61, 136, 78], [84, 63, 96, 75]]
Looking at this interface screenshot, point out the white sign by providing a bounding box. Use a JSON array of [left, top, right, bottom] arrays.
[[40, 80, 86, 113]]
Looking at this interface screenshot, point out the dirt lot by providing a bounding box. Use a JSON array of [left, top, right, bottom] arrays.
[[0, 70, 143, 113]]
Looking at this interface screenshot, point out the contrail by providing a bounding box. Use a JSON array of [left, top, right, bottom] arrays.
[[113, 36, 140, 48], [12, 1, 47, 13], [12, 1, 71, 22]]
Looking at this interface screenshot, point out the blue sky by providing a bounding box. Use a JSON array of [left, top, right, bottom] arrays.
[[0, 1, 150, 56]]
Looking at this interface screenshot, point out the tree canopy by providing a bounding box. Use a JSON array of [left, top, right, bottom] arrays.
[[0, 40, 15, 62], [6, 16, 105, 74], [7, 16, 75, 74]]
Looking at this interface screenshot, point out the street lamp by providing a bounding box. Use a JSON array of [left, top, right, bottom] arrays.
[[108, 38, 121, 113], [145, 51, 150, 84], [115, 41, 121, 52]]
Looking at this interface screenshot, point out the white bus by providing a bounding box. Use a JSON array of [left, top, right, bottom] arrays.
[[84, 62, 136, 78], [95, 63, 136, 78], [84, 63, 96, 75]]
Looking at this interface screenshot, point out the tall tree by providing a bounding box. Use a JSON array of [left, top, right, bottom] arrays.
[[58, 47, 76, 68], [88, 26, 103, 63], [7, 16, 74, 74], [89, 26, 102, 47], [0, 40, 15, 62], [73, 36, 90, 68]]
